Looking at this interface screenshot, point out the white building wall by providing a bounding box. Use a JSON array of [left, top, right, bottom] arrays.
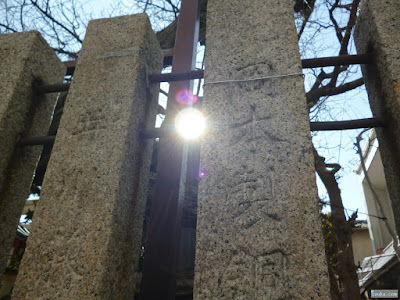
[[358, 131, 397, 254]]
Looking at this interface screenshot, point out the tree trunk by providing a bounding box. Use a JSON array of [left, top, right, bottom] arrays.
[[328, 264, 344, 300], [313, 148, 361, 300]]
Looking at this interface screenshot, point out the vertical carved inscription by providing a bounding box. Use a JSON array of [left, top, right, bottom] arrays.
[[255, 251, 288, 298], [227, 171, 279, 229], [228, 104, 289, 152], [218, 250, 289, 299]]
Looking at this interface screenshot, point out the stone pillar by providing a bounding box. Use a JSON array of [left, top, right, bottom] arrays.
[[355, 0, 400, 235], [12, 14, 162, 299], [0, 31, 65, 279], [193, 1, 330, 299]]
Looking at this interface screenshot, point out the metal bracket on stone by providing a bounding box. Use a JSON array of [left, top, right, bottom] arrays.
[[35, 83, 70, 94], [18, 135, 56, 146]]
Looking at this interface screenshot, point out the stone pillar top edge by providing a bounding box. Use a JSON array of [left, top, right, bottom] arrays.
[[76, 13, 161, 66], [0, 29, 42, 39], [88, 12, 151, 24], [0, 30, 64, 65]]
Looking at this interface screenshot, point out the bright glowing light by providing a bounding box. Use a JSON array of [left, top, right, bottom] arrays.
[[175, 108, 206, 140]]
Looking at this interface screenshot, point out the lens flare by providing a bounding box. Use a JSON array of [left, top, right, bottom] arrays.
[[175, 108, 206, 140], [198, 168, 209, 180], [176, 89, 198, 105]]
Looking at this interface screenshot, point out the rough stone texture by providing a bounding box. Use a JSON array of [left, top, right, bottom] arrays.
[[12, 14, 162, 299], [354, 0, 400, 235], [193, 1, 330, 299], [0, 31, 65, 280]]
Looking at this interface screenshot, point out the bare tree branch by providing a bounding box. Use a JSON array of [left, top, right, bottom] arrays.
[[52, 47, 79, 59], [307, 77, 364, 107], [30, 0, 83, 43], [339, 0, 360, 55]]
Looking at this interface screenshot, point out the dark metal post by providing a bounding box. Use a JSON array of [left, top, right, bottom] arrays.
[[140, 0, 200, 299]]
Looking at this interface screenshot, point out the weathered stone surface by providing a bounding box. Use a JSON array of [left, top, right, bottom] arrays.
[[12, 14, 162, 299], [0, 31, 65, 279], [193, 1, 330, 299], [355, 0, 400, 235]]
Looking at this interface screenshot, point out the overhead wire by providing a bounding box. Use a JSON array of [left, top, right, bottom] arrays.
[[323, 201, 387, 220]]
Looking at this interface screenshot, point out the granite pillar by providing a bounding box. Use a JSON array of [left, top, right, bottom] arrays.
[[0, 31, 65, 279], [355, 0, 400, 235], [12, 14, 162, 299], [193, 1, 330, 298]]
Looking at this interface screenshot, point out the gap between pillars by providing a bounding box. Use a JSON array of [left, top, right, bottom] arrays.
[[139, 0, 201, 299]]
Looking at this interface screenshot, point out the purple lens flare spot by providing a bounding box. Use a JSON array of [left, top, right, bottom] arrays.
[[198, 168, 209, 180], [176, 89, 198, 105]]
